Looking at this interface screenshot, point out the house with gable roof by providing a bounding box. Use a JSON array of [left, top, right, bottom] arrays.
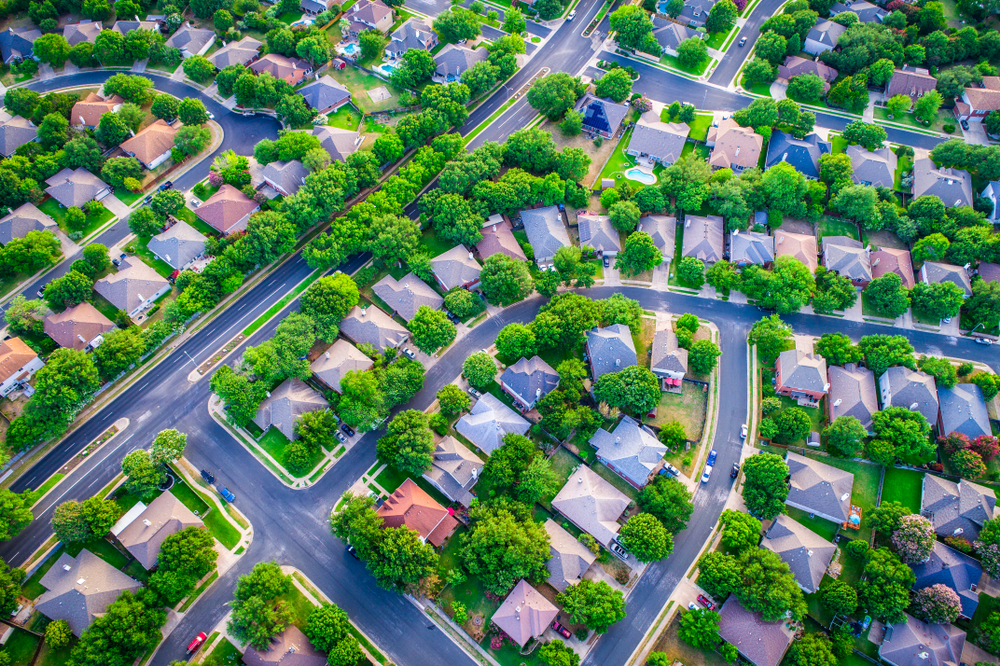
[[804, 19, 846, 55], [776, 348, 829, 406], [590, 416, 666, 489], [730, 230, 774, 266], [920, 261, 972, 298], [764, 131, 829, 180], [422, 436, 483, 506], [681, 214, 724, 264], [578, 214, 621, 256], [115, 492, 202, 570], [0, 202, 55, 245], [44, 303, 114, 351], [147, 220, 206, 271], [774, 230, 818, 273], [0, 337, 43, 397], [243, 626, 326, 666], [762, 514, 835, 593], [777, 56, 838, 91], [196, 184, 260, 235], [822, 235, 871, 287], [637, 215, 674, 266], [35, 551, 142, 636], [455, 392, 529, 456], [954, 76, 1000, 121], [544, 519, 596, 592], [830, 0, 887, 22], [626, 115, 689, 166], [310, 339, 373, 393], [94, 257, 170, 320], [208, 35, 261, 69], [650, 328, 687, 385], [476, 216, 526, 262], [119, 118, 177, 169], [164, 23, 215, 57], [938, 383, 991, 439], [431, 246, 482, 291], [828, 363, 878, 432], [886, 66, 937, 100], [491, 580, 559, 647], [718, 597, 795, 666], [913, 158, 973, 207], [586, 324, 637, 381], [346, 0, 393, 36], [848, 144, 897, 189], [574, 93, 629, 139], [312, 125, 362, 163], [707, 118, 763, 171], [879, 615, 965, 666], [385, 18, 437, 58], [433, 44, 488, 82], [785, 451, 855, 524], [253, 379, 328, 441], [373, 273, 444, 322], [552, 465, 629, 547], [45, 168, 111, 208], [0, 115, 37, 158], [339, 305, 408, 353], [297, 76, 352, 114], [521, 205, 571, 270], [911, 541, 984, 619], [63, 21, 104, 47], [499, 356, 559, 410], [377, 478, 458, 546], [871, 247, 915, 289], [921, 475, 995, 541]]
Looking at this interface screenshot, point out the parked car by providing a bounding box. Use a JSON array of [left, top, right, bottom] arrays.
[[468, 387, 482, 398], [200, 469, 215, 484], [567, 9, 576, 19], [402, 348, 416, 359], [730, 463, 740, 478], [552, 621, 572, 639], [341, 423, 355, 437], [36, 283, 47, 298], [609, 541, 629, 561], [701, 465, 713, 484], [688, 602, 698, 610], [603, 255, 610, 268], [660, 463, 680, 477], [697, 595, 715, 610], [157, 180, 173, 191], [218, 486, 236, 502], [336, 431, 347, 444], [446, 311, 460, 324], [346, 543, 359, 560], [740, 424, 748, 439], [112, 252, 127, 266], [961, 119, 970, 130], [738, 36, 747, 46], [975, 337, 993, 345], [707, 449, 718, 466], [187, 633, 208, 654], [143, 195, 153, 205]]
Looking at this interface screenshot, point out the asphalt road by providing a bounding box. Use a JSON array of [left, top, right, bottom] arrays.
[[708, 0, 786, 86]]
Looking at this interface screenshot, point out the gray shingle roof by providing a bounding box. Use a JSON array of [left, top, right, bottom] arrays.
[[310, 339, 373, 393], [311, 125, 361, 162], [45, 167, 109, 208], [0, 202, 55, 244], [879, 614, 965, 666], [431, 245, 482, 291], [681, 215, 724, 263], [93, 257, 170, 314], [627, 116, 689, 164], [544, 518, 596, 592], [372, 272, 443, 322], [911, 541, 983, 619], [830, 0, 887, 22], [575, 93, 629, 136], [777, 348, 828, 394], [764, 131, 829, 180], [147, 220, 205, 270], [578, 214, 622, 254], [253, 378, 328, 440], [386, 18, 435, 55], [938, 383, 990, 438], [62, 21, 103, 46], [208, 35, 261, 68], [921, 261, 972, 297], [823, 235, 871, 282], [848, 144, 897, 188], [762, 514, 836, 593], [828, 363, 877, 431], [652, 21, 701, 51], [455, 392, 529, 456], [297, 75, 351, 112], [786, 451, 854, 523], [552, 465, 629, 546], [521, 205, 570, 264], [111, 19, 159, 35], [339, 304, 408, 352], [164, 24, 216, 55], [433, 44, 488, 79], [586, 324, 637, 381], [0, 26, 41, 63], [879, 366, 939, 424], [590, 415, 666, 488], [0, 115, 37, 157], [36, 551, 142, 636], [731, 230, 774, 265], [922, 475, 995, 540], [807, 19, 846, 48], [650, 329, 687, 377], [718, 597, 795, 666], [116, 493, 203, 570], [422, 435, 483, 505], [637, 215, 674, 261], [243, 625, 327, 666], [913, 158, 974, 207], [260, 159, 309, 196], [500, 356, 558, 407]]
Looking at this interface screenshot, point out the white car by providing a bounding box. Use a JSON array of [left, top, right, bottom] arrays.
[[567, 9, 576, 19], [741, 424, 748, 439], [701, 465, 713, 484]]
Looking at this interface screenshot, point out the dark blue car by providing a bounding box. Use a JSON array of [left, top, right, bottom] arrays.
[[707, 449, 718, 466], [218, 486, 236, 502]]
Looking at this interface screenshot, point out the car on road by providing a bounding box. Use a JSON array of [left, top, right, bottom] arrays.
[[567, 9, 576, 19], [402, 348, 416, 359], [468, 387, 482, 398], [731, 462, 740, 478], [707, 449, 718, 466], [975, 337, 993, 345], [552, 621, 572, 639], [701, 465, 713, 483], [158, 181, 173, 191], [738, 36, 747, 46], [336, 431, 347, 444], [698, 595, 715, 610], [341, 423, 355, 437], [36, 284, 47, 298], [187, 632, 208, 654], [961, 119, 970, 130], [200, 469, 215, 484], [207, 111, 215, 120], [740, 424, 748, 439], [660, 463, 680, 477], [346, 543, 359, 559], [218, 486, 236, 502]]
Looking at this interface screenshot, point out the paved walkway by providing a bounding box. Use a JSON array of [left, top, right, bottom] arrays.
[[169, 66, 186, 81], [101, 194, 132, 220], [130, 59, 148, 73], [52, 228, 80, 258], [769, 80, 787, 100], [38, 64, 56, 81]]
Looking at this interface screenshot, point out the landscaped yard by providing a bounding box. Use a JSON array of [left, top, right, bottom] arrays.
[[257, 427, 324, 478], [541, 447, 581, 506], [325, 67, 409, 114], [649, 613, 731, 666], [171, 470, 242, 549], [38, 197, 115, 238], [873, 106, 947, 133], [4, 628, 41, 666], [958, 592, 1000, 650], [591, 127, 636, 191], [374, 464, 410, 494], [807, 454, 882, 543], [660, 51, 710, 76], [786, 506, 840, 541], [817, 216, 859, 241], [880, 467, 923, 513], [686, 113, 713, 142], [645, 384, 709, 443], [203, 637, 244, 666], [327, 105, 363, 130]]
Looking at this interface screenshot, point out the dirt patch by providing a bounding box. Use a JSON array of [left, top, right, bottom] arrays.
[[367, 86, 391, 103], [864, 229, 908, 250], [541, 121, 617, 190], [777, 217, 816, 235], [598, 555, 631, 585], [648, 384, 709, 442]]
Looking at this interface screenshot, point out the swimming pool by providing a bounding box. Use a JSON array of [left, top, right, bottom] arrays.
[[341, 43, 359, 56], [381, 64, 396, 74], [625, 168, 657, 185]]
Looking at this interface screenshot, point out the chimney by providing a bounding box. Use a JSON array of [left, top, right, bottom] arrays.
[[872, 258, 880, 266], [778, 236, 784, 244], [615, 359, 621, 367], [77, 334, 86, 343]]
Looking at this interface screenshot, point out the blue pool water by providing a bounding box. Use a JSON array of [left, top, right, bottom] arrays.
[[342, 43, 359, 55], [625, 168, 657, 185], [382, 64, 396, 74]]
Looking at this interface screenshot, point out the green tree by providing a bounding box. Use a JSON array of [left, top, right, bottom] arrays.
[[45, 620, 72, 649], [560, 110, 583, 136], [678, 608, 721, 649], [557, 579, 626, 633], [433, 7, 482, 43], [96, 112, 130, 146], [872, 406, 932, 462], [677, 256, 705, 288], [676, 37, 708, 69], [436, 384, 470, 417], [914, 90, 943, 121], [527, 73, 586, 120], [618, 512, 673, 562], [824, 416, 867, 457], [462, 352, 496, 390], [121, 449, 165, 500], [865, 273, 910, 319], [812, 266, 858, 314], [608, 200, 640, 233], [495, 323, 537, 361], [479, 254, 534, 305], [637, 475, 693, 534], [67, 590, 166, 666], [44, 270, 92, 311], [857, 548, 915, 623], [178, 98, 209, 126], [858, 334, 915, 377], [539, 640, 579, 666], [358, 29, 387, 61], [461, 500, 550, 595], [174, 125, 211, 155], [719, 509, 762, 552], [887, 94, 912, 118], [151, 94, 180, 122], [299, 274, 359, 343], [595, 68, 633, 103], [742, 452, 789, 520], [688, 339, 720, 375], [593, 365, 660, 414], [820, 579, 857, 615], [787, 73, 826, 102], [787, 633, 837, 666], [377, 409, 435, 475], [149, 428, 187, 466], [910, 281, 964, 321]]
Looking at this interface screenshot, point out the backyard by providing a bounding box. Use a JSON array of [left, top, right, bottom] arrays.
[[879, 467, 923, 513], [327, 105, 363, 130], [645, 384, 709, 443], [127, 236, 175, 279], [325, 66, 410, 114], [817, 216, 859, 241]]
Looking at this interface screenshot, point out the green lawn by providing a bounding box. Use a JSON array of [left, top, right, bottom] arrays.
[[257, 427, 325, 478], [170, 472, 241, 549], [786, 506, 840, 541], [35, 637, 75, 666], [646, 385, 709, 444], [324, 66, 408, 114], [276, 582, 316, 629], [660, 52, 710, 76], [277, 9, 304, 23], [174, 207, 218, 237], [39, 197, 115, 238], [4, 628, 41, 666], [895, 153, 914, 193], [686, 114, 713, 142], [192, 182, 220, 202], [170, 475, 210, 515], [31, 473, 65, 504], [25, 537, 147, 599], [830, 135, 848, 154], [204, 638, 244, 666], [128, 236, 175, 279], [880, 467, 923, 513], [808, 454, 882, 542], [873, 106, 945, 133], [374, 465, 410, 494], [541, 447, 580, 506], [817, 216, 859, 241], [959, 593, 1000, 649], [419, 226, 457, 259], [327, 105, 363, 130], [861, 291, 899, 319], [115, 188, 145, 207], [592, 127, 636, 192], [703, 28, 732, 50]]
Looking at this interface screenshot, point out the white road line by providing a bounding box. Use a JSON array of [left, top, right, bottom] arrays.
[[37, 433, 134, 514]]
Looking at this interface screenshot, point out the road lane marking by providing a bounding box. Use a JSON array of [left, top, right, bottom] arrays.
[[36, 433, 134, 514]]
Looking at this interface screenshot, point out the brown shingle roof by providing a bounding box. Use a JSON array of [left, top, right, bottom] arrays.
[[116, 493, 203, 570], [119, 119, 177, 167], [886, 66, 937, 99], [70, 92, 123, 127], [491, 580, 558, 647], [310, 339, 373, 393], [476, 219, 526, 261], [93, 257, 170, 314], [44, 302, 115, 351], [249, 53, 311, 85], [871, 247, 914, 289], [0, 201, 55, 244], [774, 230, 818, 273], [777, 56, 838, 85], [708, 118, 763, 170], [253, 378, 328, 440], [0, 337, 37, 384], [543, 519, 596, 592], [718, 597, 795, 666], [552, 466, 628, 547], [196, 184, 259, 235], [376, 478, 458, 546]]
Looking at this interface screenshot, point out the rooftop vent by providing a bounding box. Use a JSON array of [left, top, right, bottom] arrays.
[[840, 493, 850, 501], [77, 578, 86, 585], [909, 402, 919, 411], [63, 564, 72, 572], [833, 399, 842, 407], [143, 519, 151, 526]]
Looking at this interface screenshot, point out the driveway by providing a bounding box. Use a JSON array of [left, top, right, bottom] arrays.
[[962, 119, 991, 146], [101, 194, 133, 220]]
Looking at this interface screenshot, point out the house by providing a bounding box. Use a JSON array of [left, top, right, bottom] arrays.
[[433, 44, 489, 82], [912, 541, 983, 619], [94, 257, 170, 319], [804, 19, 846, 55], [676, 0, 715, 27], [707, 118, 763, 171], [372, 273, 444, 322], [115, 493, 202, 570], [208, 36, 261, 69], [544, 519, 596, 592], [491, 580, 559, 648], [637, 215, 674, 266], [586, 324, 637, 381], [938, 384, 991, 439], [730, 230, 774, 266], [912, 158, 973, 207], [63, 21, 104, 47], [0, 202, 55, 244], [828, 363, 878, 432], [196, 184, 260, 235], [249, 53, 312, 86], [650, 22, 703, 56], [312, 125, 362, 163], [311, 339, 373, 393], [430, 246, 482, 291], [521, 205, 571, 269], [578, 214, 621, 256], [119, 119, 177, 169], [346, 0, 394, 37], [260, 159, 309, 197], [879, 366, 939, 424], [70, 92, 124, 128], [455, 392, 530, 456], [847, 144, 897, 188], [886, 66, 937, 100], [147, 221, 206, 272], [776, 348, 829, 405], [253, 378, 327, 441], [681, 214, 724, 264], [718, 598, 795, 666], [777, 56, 838, 92], [111, 20, 159, 36], [385, 19, 437, 58], [301, 0, 337, 14], [45, 167, 111, 208], [922, 475, 995, 541], [822, 235, 871, 287], [0, 115, 37, 157], [376, 478, 458, 546], [830, 0, 887, 22], [243, 626, 327, 666], [423, 436, 483, 506], [762, 515, 836, 593], [164, 23, 216, 58], [476, 217, 526, 261], [35, 551, 142, 636], [879, 615, 965, 666], [785, 451, 855, 524], [339, 305, 409, 353], [953, 76, 1000, 121], [650, 328, 688, 384], [764, 131, 829, 180], [626, 115, 689, 167], [500, 356, 558, 410], [982, 181, 1000, 221], [44, 303, 115, 351], [590, 415, 666, 489], [297, 75, 352, 114], [920, 261, 973, 298], [774, 230, 818, 273], [0, 338, 43, 397], [552, 465, 630, 547], [575, 93, 629, 139], [0, 26, 41, 64], [871, 247, 915, 289]]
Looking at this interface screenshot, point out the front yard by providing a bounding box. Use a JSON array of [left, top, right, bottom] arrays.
[[38, 197, 115, 239]]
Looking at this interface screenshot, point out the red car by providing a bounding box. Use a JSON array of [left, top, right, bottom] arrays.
[[697, 595, 715, 610], [187, 632, 208, 654], [552, 621, 572, 639]]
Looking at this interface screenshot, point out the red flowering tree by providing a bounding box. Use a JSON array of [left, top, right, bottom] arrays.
[[911, 584, 961, 624], [938, 431, 970, 455], [971, 435, 1000, 463], [944, 536, 973, 554]]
